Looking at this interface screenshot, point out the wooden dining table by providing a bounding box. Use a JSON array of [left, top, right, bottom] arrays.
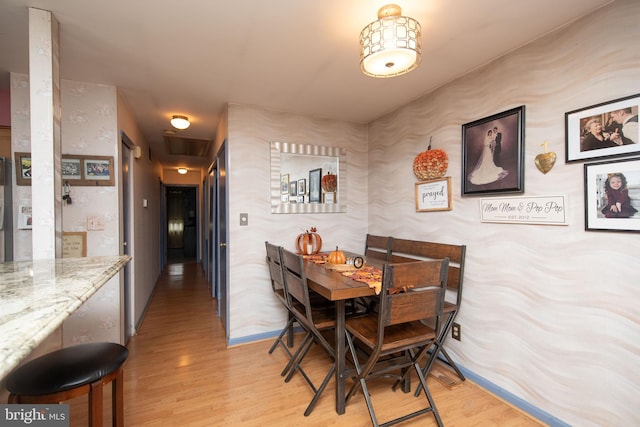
[[302, 254, 381, 415]]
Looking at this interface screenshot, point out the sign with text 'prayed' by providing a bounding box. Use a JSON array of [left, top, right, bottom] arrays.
[[480, 195, 569, 225]]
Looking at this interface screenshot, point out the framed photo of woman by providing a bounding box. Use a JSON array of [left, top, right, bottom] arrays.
[[566, 93, 640, 163], [462, 106, 525, 196]]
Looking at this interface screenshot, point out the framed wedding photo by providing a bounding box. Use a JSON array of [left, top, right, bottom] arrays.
[[462, 106, 525, 196], [566, 93, 640, 163], [584, 157, 640, 233]]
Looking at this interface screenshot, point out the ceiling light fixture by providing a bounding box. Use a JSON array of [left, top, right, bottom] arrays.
[[177, 167, 188, 175], [360, 4, 421, 78], [170, 115, 190, 130]]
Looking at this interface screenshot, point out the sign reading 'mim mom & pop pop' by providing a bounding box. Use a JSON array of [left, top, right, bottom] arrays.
[[480, 195, 569, 225]]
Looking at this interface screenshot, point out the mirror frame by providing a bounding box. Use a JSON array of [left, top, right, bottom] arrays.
[[271, 141, 347, 214]]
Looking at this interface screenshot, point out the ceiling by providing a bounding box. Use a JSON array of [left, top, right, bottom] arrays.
[[0, 0, 613, 170]]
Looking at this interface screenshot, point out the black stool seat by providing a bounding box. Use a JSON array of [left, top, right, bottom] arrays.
[[6, 342, 128, 427], [6, 342, 128, 395]]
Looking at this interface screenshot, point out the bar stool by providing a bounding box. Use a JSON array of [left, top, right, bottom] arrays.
[[5, 342, 128, 427]]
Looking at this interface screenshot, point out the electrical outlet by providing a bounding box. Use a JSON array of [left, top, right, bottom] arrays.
[[452, 322, 461, 341]]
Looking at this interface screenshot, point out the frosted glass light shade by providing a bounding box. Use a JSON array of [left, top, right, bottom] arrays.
[[177, 167, 188, 175], [360, 4, 421, 78], [170, 115, 190, 130]]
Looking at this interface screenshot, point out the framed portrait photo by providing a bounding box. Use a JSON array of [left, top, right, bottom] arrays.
[[584, 157, 640, 232], [566, 93, 640, 163], [462, 106, 525, 196], [297, 178, 306, 195], [280, 174, 289, 194]]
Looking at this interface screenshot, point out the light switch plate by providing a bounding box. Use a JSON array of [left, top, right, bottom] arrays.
[[240, 213, 248, 226]]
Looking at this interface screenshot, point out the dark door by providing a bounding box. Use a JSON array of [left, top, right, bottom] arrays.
[[216, 142, 228, 335], [166, 186, 198, 261]]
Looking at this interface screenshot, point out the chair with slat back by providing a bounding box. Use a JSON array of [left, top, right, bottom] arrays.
[[364, 234, 392, 262], [389, 238, 467, 383], [280, 247, 337, 417], [345, 259, 449, 427], [265, 241, 298, 376]]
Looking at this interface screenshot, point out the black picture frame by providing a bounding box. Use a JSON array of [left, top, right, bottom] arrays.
[[584, 157, 640, 232], [462, 106, 525, 196], [565, 93, 640, 163], [297, 178, 306, 195], [309, 168, 322, 203]]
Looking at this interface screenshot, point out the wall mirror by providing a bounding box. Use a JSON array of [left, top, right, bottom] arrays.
[[271, 141, 346, 214]]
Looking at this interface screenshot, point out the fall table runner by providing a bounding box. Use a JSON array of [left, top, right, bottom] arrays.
[[303, 253, 383, 294]]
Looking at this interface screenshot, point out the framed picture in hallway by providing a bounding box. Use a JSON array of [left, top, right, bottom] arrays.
[[462, 106, 525, 196]]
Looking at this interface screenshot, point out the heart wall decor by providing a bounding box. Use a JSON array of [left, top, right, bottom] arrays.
[[535, 141, 556, 174]]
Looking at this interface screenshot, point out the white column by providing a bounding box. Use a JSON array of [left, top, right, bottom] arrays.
[[28, 8, 62, 259]]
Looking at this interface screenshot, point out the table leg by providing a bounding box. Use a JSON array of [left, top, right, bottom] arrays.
[[335, 299, 346, 414]]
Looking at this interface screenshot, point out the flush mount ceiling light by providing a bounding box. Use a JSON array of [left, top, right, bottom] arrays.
[[177, 167, 188, 175], [170, 115, 190, 130], [360, 4, 421, 78]]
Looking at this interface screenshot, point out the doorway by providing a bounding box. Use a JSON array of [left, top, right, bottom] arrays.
[[166, 186, 198, 262]]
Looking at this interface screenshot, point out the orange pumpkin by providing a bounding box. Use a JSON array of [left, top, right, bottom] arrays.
[[295, 227, 322, 255], [328, 246, 346, 264], [413, 137, 448, 181]]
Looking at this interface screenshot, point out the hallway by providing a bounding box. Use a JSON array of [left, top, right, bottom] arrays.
[[69, 261, 544, 426]]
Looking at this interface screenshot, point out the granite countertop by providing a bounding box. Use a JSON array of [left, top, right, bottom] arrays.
[[0, 255, 131, 380]]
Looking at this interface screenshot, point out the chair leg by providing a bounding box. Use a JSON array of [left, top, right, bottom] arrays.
[[113, 369, 124, 427], [269, 316, 295, 354], [413, 357, 443, 427], [89, 379, 104, 427], [303, 364, 335, 416], [439, 347, 466, 381], [283, 332, 313, 379]]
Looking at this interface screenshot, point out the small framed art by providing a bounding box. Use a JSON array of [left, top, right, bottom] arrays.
[[584, 157, 640, 232], [14, 152, 31, 186], [83, 156, 114, 186]]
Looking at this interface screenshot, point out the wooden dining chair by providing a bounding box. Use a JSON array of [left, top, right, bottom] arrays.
[[390, 238, 467, 383], [279, 247, 337, 417], [265, 241, 298, 375], [364, 233, 393, 261], [345, 259, 449, 427]]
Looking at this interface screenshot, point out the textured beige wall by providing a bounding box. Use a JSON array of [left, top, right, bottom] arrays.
[[226, 104, 368, 340], [367, 1, 640, 426]]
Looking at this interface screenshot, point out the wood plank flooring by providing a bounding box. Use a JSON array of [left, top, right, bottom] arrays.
[[68, 261, 546, 426]]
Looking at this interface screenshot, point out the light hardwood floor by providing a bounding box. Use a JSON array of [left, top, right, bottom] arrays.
[[69, 261, 546, 426]]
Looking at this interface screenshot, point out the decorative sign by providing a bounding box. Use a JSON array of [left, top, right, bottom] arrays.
[[480, 195, 568, 225], [415, 177, 452, 212], [63, 232, 87, 257]]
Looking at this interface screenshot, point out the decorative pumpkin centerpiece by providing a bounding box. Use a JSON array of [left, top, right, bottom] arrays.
[[295, 227, 322, 255], [413, 137, 448, 181], [321, 171, 337, 192], [327, 246, 346, 264]]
